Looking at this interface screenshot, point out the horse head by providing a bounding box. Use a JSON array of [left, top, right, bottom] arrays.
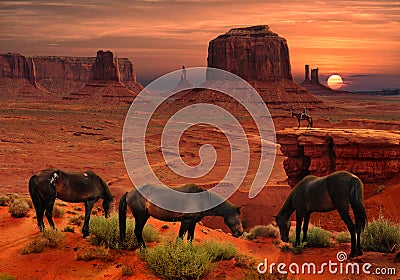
[[273, 215, 291, 242], [224, 206, 244, 237]]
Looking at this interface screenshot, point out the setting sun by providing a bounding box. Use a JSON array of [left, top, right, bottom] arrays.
[[327, 75, 343, 90]]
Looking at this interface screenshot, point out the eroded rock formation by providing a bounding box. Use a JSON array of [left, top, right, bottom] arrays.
[[205, 25, 326, 111], [0, 51, 142, 99], [277, 128, 400, 187]]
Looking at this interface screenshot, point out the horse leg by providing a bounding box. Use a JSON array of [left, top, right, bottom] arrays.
[[34, 203, 46, 231], [295, 212, 304, 246], [187, 222, 197, 242], [82, 199, 96, 237], [44, 199, 56, 229], [297, 118, 300, 129], [302, 213, 310, 243], [134, 213, 149, 249], [178, 219, 192, 240], [337, 210, 357, 257], [356, 229, 363, 256]]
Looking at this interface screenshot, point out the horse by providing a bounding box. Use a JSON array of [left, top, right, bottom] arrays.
[[119, 184, 244, 248], [291, 110, 313, 129], [28, 168, 113, 237], [274, 170, 367, 258]]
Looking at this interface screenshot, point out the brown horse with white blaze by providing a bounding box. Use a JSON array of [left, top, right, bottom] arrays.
[[29, 168, 113, 237], [119, 184, 244, 248]]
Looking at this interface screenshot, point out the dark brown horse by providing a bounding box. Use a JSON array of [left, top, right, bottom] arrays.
[[274, 171, 367, 257], [291, 110, 313, 129], [119, 184, 244, 248], [29, 168, 113, 237]]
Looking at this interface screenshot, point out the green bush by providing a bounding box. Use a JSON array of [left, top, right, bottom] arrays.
[[0, 195, 11, 206], [76, 246, 113, 262], [202, 240, 237, 261], [8, 199, 30, 218], [52, 205, 65, 218], [89, 215, 159, 249], [22, 229, 65, 254], [243, 225, 279, 240], [69, 214, 84, 226], [335, 231, 351, 243], [63, 225, 75, 233], [289, 227, 331, 248], [361, 215, 400, 252], [142, 238, 228, 280], [0, 273, 16, 280]]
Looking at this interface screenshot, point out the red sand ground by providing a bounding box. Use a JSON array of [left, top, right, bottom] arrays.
[[0, 94, 399, 279]]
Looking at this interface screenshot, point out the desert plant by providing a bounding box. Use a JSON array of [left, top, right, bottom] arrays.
[[202, 240, 237, 261], [361, 214, 400, 252], [8, 199, 30, 218], [374, 185, 386, 194], [56, 201, 67, 207], [63, 225, 75, 233], [122, 264, 135, 276], [141, 238, 212, 280], [69, 214, 84, 226], [0, 195, 11, 206], [0, 273, 16, 280], [292, 243, 306, 254], [89, 215, 159, 249], [22, 229, 65, 254], [289, 227, 331, 248], [76, 246, 113, 262], [243, 225, 279, 240], [335, 231, 351, 243], [52, 205, 65, 218]]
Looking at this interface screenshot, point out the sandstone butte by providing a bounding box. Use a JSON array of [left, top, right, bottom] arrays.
[[0, 50, 142, 103]]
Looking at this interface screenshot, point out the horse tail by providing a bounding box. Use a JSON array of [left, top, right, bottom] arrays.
[[28, 175, 42, 210], [350, 176, 367, 232], [119, 192, 128, 241]]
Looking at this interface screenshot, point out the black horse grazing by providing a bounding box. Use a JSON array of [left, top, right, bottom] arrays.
[[274, 171, 367, 257], [29, 168, 113, 237], [291, 110, 313, 129], [119, 184, 244, 248]]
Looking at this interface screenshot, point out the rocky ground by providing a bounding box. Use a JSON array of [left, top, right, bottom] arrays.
[[0, 92, 399, 279]]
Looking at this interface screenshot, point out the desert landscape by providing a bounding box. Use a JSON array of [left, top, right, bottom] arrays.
[[0, 4, 400, 279]]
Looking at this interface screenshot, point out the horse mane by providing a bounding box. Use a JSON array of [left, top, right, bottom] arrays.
[[277, 189, 295, 219], [97, 175, 113, 201]]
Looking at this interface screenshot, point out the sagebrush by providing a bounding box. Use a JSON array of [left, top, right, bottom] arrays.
[[289, 226, 331, 248], [8, 199, 30, 218], [89, 215, 159, 249], [22, 229, 65, 254], [141, 238, 237, 280], [243, 224, 279, 240], [361, 214, 400, 252]]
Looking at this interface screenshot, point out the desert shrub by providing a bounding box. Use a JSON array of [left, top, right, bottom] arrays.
[[289, 227, 331, 248], [56, 201, 67, 207], [22, 197, 33, 209], [0, 195, 11, 206], [335, 231, 351, 243], [122, 264, 135, 276], [76, 246, 113, 262], [69, 214, 84, 226], [89, 215, 159, 249], [234, 254, 257, 269], [141, 238, 212, 280], [22, 229, 65, 254], [243, 225, 279, 240], [0, 273, 16, 280], [52, 205, 65, 218], [8, 199, 30, 218], [63, 225, 75, 233], [280, 244, 291, 252], [202, 240, 237, 261], [292, 242, 306, 254], [374, 185, 386, 194], [361, 214, 400, 252]]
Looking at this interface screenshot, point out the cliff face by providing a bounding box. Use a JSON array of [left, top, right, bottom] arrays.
[[206, 25, 326, 111], [277, 128, 400, 187], [208, 25, 292, 83], [0, 50, 141, 96], [0, 53, 36, 84]]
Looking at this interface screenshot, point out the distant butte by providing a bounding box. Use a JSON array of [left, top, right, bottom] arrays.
[[205, 25, 327, 111], [0, 50, 143, 103]]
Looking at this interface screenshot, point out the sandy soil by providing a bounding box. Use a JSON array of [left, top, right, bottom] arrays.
[[0, 94, 399, 279]]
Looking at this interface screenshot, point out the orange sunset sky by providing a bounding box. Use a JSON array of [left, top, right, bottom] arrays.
[[0, 0, 399, 91]]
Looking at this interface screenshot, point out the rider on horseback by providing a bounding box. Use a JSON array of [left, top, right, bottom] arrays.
[[301, 108, 307, 120]]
